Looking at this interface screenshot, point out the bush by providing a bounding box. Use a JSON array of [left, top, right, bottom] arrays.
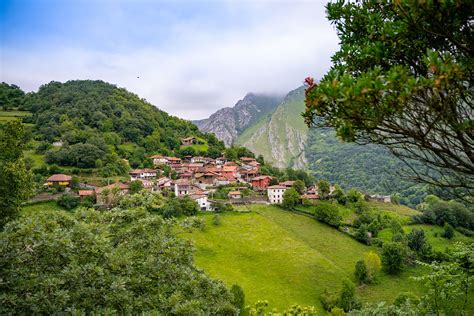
[[338, 279, 358, 312], [57, 193, 80, 210], [212, 214, 222, 226], [442, 223, 454, 239], [282, 188, 300, 209], [456, 227, 474, 237], [407, 229, 428, 252], [393, 292, 420, 307], [355, 224, 370, 244], [314, 202, 342, 227], [365, 251, 382, 281], [354, 260, 368, 285], [381, 242, 405, 274], [230, 284, 245, 311]]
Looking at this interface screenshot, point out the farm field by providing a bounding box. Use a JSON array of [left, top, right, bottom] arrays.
[[182, 205, 425, 311]]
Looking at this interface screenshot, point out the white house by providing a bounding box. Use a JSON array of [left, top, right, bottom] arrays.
[[150, 155, 169, 166], [267, 185, 288, 204], [129, 168, 157, 181], [174, 178, 191, 197], [190, 193, 212, 211]]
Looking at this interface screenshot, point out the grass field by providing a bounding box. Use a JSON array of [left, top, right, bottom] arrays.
[[0, 110, 32, 122], [182, 205, 425, 311], [378, 224, 472, 252], [21, 200, 66, 217], [24, 149, 46, 167]]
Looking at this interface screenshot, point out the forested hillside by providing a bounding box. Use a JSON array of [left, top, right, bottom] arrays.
[[3, 80, 225, 174]]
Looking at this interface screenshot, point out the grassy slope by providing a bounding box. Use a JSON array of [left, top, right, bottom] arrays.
[[0, 110, 32, 122], [21, 201, 67, 217], [235, 88, 308, 168], [378, 224, 473, 252], [182, 205, 425, 311]]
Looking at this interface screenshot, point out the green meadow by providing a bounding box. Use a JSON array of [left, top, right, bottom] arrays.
[[182, 205, 425, 312]]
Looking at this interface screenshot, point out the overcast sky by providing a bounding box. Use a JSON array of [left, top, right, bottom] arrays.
[[0, 0, 339, 120]]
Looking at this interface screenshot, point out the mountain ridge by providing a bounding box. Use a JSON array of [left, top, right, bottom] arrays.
[[193, 92, 283, 146]]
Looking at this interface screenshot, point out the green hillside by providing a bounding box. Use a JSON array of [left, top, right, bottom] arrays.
[[235, 87, 309, 169], [182, 205, 426, 312], [1, 80, 225, 175], [234, 86, 426, 206]]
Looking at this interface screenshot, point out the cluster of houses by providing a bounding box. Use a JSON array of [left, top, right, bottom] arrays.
[[45, 154, 391, 209]]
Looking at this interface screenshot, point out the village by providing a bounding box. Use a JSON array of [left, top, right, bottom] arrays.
[[44, 146, 392, 211]]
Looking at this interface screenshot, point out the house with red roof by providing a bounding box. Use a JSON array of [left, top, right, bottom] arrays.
[[129, 168, 157, 181], [251, 175, 273, 191], [46, 174, 72, 187], [228, 191, 242, 199]]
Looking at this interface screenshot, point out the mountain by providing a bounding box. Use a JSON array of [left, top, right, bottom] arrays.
[[235, 87, 308, 169], [196, 86, 426, 205], [193, 93, 283, 146]]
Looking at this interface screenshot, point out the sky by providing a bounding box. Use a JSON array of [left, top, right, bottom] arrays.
[[0, 0, 339, 120]]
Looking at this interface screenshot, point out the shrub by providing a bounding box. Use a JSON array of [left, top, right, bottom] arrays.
[[338, 279, 358, 312], [364, 251, 382, 281], [407, 229, 428, 252], [57, 193, 80, 210], [456, 227, 474, 237], [212, 214, 222, 226], [346, 189, 363, 203], [129, 180, 144, 194], [320, 289, 338, 312], [393, 292, 420, 307], [442, 223, 454, 239], [230, 284, 245, 311], [355, 224, 370, 244], [354, 260, 368, 284], [381, 242, 405, 274], [314, 202, 342, 227], [282, 188, 300, 209]]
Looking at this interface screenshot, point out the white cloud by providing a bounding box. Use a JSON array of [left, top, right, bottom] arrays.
[[0, 1, 338, 119]]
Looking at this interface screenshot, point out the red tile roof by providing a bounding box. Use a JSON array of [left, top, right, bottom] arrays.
[[47, 174, 72, 182], [268, 185, 287, 189], [78, 190, 94, 196]]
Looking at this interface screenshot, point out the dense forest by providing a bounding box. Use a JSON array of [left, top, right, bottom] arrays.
[[306, 128, 428, 206], [0, 81, 225, 175]]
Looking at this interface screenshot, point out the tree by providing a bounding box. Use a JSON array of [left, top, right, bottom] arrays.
[[346, 189, 363, 203], [230, 284, 245, 312], [129, 180, 144, 194], [282, 188, 300, 209], [354, 260, 369, 285], [0, 121, 33, 227], [355, 224, 370, 245], [442, 223, 454, 240], [364, 251, 382, 281], [303, 1, 474, 200], [57, 193, 80, 210], [338, 279, 357, 312], [0, 208, 236, 314], [407, 229, 428, 253], [292, 179, 306, 195], [414, 243, 473, 315], [331, 185, 346, 205], [314, 202, 342, 227], [318, 180, 330, 199], [382, 242, 405, 274]]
